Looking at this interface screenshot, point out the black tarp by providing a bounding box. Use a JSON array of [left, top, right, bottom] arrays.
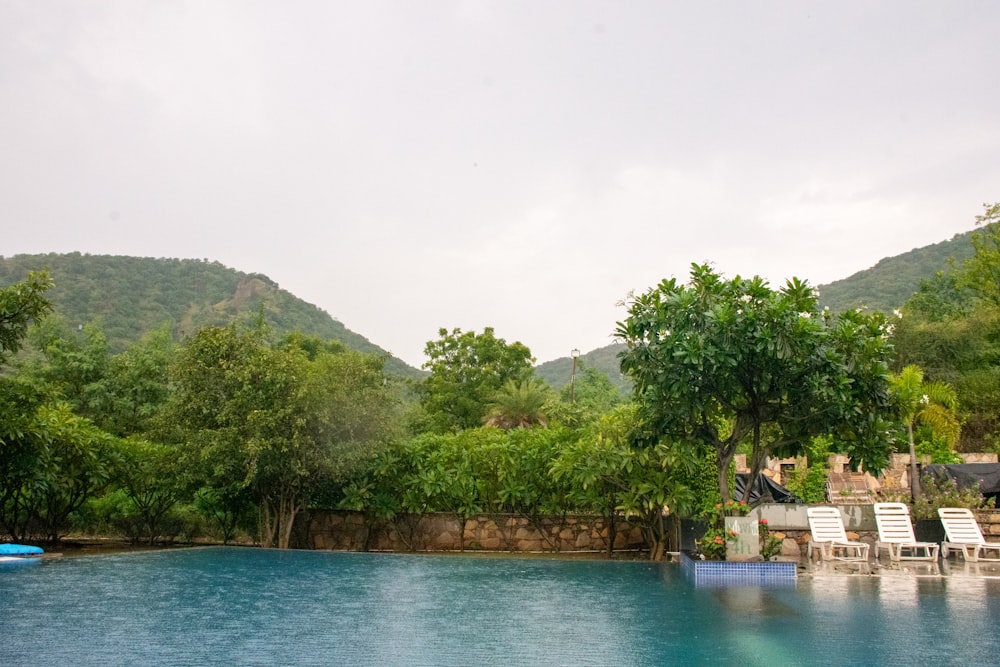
[[734, 473, 804, 504], [923, 463, 1000, 504]]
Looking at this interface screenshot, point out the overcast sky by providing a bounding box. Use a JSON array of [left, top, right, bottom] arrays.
[[3, 1, 998, 368]]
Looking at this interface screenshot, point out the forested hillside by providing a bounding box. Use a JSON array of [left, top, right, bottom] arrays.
[[817, 230, 975, 313], [0, 253, 423, 378], [535, 344, 629, 392], [1, 230, 976, 387]]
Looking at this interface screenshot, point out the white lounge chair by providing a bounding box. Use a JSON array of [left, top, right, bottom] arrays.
[[873, 502, 939, 562], [938, 507, 1000, 562], [807, 506, 870, 564]]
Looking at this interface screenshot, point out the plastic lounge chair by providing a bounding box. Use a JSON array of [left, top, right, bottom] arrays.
[[873, 502, 939, 562], [806, 506, 870, 563], [938, 507, 1000, 562]]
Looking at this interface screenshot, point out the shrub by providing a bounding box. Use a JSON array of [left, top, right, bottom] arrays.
[[912, 474, 992, 520]]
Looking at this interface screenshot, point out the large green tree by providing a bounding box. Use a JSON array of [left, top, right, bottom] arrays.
[[617, 263, 894, 503], [165, 325, 397, 548], [420, 327, 535, 431]]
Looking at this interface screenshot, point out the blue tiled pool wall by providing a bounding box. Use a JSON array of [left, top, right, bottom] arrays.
[[680, 551, 797, 587]]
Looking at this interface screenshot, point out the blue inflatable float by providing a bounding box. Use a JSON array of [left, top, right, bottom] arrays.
[[0, 542, 44, 559]]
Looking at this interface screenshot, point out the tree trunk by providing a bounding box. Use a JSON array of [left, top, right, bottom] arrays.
[[717, 446, 737, 504], [908, 422, 922, 501], [743, 424, 767, 504], [276, 490, 300, 550], [260, 499, 277, 548]]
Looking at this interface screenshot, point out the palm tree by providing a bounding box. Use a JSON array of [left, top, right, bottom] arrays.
[[484, 379, 551, 430], [890, 365, 961, 500]]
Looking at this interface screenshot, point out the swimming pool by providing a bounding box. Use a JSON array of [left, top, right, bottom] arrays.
[[2, 547, 998, 665]]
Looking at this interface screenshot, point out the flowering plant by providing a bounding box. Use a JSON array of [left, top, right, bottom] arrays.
[[759, 518, 783, 560], [718, 499, 749, 516], [696, 498, 749, 560], [697, 525, 738, 560]]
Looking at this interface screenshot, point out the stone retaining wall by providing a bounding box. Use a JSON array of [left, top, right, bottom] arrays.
[[297, 507, 1000, 559], [298, 511, 648, 555]]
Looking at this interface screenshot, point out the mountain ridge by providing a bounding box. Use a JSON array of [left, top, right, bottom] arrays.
[[2, 227, 978, 388], [0, 252, 424, 379]]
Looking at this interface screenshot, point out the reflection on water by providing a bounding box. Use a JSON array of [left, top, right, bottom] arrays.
[[3, 548, 1000, 666]]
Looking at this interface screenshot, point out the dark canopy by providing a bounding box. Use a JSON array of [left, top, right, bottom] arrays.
[[735, 473, 803, 504]]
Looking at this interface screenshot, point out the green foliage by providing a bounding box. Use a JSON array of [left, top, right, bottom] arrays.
[[912, 474, 990, 521], [784, 468, 827, 504], [96, 326, 175, 437], [551, 404, 697, 559], [547, 363, 622, 428], [959, 202, 1000, 307], [21, 318, 110, 420], [420, 327, 535, 431], [0, 269, 52, 365], [892, 203, 1000, 453], [617, 263, 894, 504], [759, 519, 783, 560], [111, 437, 184, 544], [780, 436, 832, 504], [163, 324, 398, 548], [914, 433, 964, 464], [890, 364, 962, 497], [695, 501, 747, 560], [0, 402, 116, 542], [484, 379, 552, 429]]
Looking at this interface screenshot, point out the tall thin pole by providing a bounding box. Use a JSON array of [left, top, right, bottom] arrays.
[[570, 348, 580, 403]]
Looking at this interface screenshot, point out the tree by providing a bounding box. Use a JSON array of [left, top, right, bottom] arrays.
[[23, 319, 110, 422], [0, 402, 115, 542], [96, 326, 175, 437], [890, 365, 961, 500], [112, 437, 184, 544], [165, 325, 397, 549], [421, 327, 535, 431], [960, 202, 1000, 307], [484, 379, 552, 429], [551, 404, 696, 560], [617, 263, 894, 504], [0, 270, 53, 364]]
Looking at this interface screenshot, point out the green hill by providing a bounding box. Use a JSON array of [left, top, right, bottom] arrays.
[[3, 230, 977, 388], [816, 230, 975, 314], [0, 253, 423, 379], [535, 344, 630, 393]]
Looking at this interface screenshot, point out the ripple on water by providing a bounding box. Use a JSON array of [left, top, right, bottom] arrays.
[[3, 548, 1000, 666]]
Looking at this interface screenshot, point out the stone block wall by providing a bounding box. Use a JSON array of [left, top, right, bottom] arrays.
[[299, 511, 647, 555]]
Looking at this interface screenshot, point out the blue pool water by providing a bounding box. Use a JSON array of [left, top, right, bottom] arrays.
[[2, 547, 999, 666]]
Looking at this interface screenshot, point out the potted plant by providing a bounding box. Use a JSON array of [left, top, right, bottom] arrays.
[[911, 474, 989, 543]]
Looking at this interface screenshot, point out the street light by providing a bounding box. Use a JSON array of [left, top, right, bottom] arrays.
[[570, 348, 580, 403]]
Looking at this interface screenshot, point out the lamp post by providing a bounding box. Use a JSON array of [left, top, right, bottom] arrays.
[[570, 348, 580, 403]]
